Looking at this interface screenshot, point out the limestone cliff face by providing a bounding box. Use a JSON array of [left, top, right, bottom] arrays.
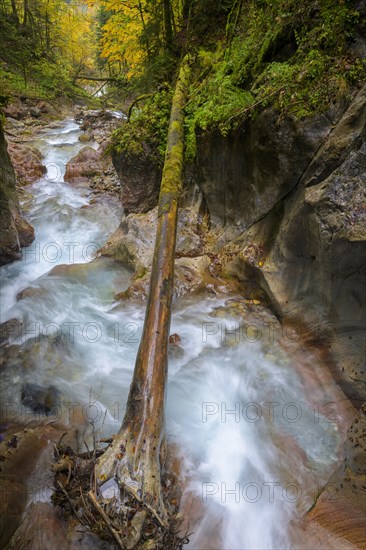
[[195, 86, 366, 408], [195, 108, 338, 227], [0, 124, 34, 265], [262, 87, 366, 407]]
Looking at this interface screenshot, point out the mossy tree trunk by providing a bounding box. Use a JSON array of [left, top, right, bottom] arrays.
[[95, 57, 191, 526]]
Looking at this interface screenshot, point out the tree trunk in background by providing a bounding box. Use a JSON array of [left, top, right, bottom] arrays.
[[137, 1, 152, 59], [10, 0, 20, 26], [182, 0, 192, 22], [163, 0, 174, 51], [22, 0, 28, 28], [95, 56, 191, 525]]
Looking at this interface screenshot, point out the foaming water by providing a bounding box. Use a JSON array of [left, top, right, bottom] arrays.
[[0, 118, 346, 549], [0, 118, 121, 318], [166, 298, 341, 549], [106, 109, 127, 120]]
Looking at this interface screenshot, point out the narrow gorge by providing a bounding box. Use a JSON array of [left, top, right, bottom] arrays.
[[0, 0, 365, 548]]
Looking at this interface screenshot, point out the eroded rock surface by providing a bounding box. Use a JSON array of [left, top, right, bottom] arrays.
[[195, 107, 341, 227], [65, 146, 107, 185], [0, 124, 34, 265], [101, 194, 207, 272], [112, 148, 161, 214], [295, 405, 366, 548], [7, 141, 46, 184], [0, 423, 76, 547], [100, 193, 218, 300], [221, 85, 366, 406]]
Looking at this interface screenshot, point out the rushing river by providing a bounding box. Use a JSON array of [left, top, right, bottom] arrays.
[[0, 118, 350, 549]]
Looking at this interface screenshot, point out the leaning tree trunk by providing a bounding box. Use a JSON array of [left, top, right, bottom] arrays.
[[95, 57, 191, 527]]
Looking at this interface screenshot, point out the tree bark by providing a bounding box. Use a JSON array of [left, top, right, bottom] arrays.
[[10, 0, 20, 26], [22, 0, 28, 28], [95, 56, 191, 527], [163, 0, 174, 51], [182, 0, 192, 23], [137, 1, 152, 59], [74, 75, 117, 82]]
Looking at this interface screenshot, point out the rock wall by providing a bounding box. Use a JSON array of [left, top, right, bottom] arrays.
[[195, 107, 341, 227], [195, 85, 366, 408], [296, 404, 366, 547], [112, 149, 161, 214], [0, 124, 34, 265], [262, 87, 366, 406]]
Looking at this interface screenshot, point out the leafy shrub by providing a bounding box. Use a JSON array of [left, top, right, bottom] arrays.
[[111, 88, 173, 166], [184, 0, 365, 158]]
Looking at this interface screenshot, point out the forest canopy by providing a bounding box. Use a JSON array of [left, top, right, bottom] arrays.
[[1, 0, 365, 152], [0, 0, 96, 98]]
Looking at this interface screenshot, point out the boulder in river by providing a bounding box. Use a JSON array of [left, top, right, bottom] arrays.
[[79, 129, 93, 142], [16, 286, 47, 302], [0, 422, 79, 547], [64, 146, 102, 184], [76, 109, 114, 125], [64, 142, 116, 189], [101, 207, 157, 272], [75, 109, 118, 143], [3, 100, 28, 120], [101, 197, 207, 273], [29, 106, 41, 118], [0, 318, 23, 346], [7, 141, 46, 184]]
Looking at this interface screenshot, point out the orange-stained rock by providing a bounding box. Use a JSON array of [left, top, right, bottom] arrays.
[[0, 423, 77, 547], [291, 404, 366, 549], [64, 144, 111, 185], [7, 141, 46, 184], [292, 494, 366, 549]]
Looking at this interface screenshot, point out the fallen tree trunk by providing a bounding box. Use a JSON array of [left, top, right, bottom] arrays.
[[95, 57, 191, 529], [75, 75, 118, 82]]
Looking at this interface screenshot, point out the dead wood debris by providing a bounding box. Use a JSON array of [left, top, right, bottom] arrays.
[[51, 441, 189, 549]]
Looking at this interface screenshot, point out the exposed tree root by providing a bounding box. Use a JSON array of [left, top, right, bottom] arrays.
[[52, 442, 189, 549]]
